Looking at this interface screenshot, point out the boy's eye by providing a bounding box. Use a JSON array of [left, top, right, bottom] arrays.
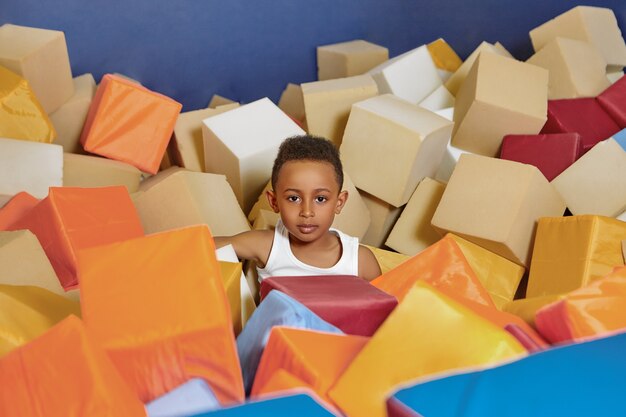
[[287, 195, 301, 203], [315, 196, 328, 203]]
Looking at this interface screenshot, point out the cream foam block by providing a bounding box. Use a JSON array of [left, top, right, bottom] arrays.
[[49, 74, 97, 154], [367, 45, 442, 104], [278, 83, 306, 127], [302, 74, 378, 147], [0, 24, 74, 113], [359, 190, 403, 248], [530, 6, 626, 72], [341, 94, 453, 207], [0, 137, 62, 198], [208, 94, 236, 108], [419, 84, 455, 112], [551, 138, 626, 217], [386, 178, 446, 256], [452, 52, 548, 157], [526, 37, 610, 99], [431, 154, 566, 266], [63, 153, 142, 193], [317, 39, 389, 81], [202, 97, 305, 213], [134, 167, 251, 237]]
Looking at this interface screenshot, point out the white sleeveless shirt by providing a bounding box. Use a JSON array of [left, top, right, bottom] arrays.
[[256, 219, 360, 281]]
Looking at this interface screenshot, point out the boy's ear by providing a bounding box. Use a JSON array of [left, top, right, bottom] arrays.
[[335, 190, 349, 215], [266, 190, 280, 213]]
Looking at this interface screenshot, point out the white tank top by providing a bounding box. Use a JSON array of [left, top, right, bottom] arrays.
[[256, 219, 360, 280]]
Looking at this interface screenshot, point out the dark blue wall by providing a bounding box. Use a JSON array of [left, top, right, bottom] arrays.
[[2, 0, 625, 111]]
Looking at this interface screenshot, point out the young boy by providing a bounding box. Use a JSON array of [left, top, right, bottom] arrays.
[[214, 134, 381, 281]]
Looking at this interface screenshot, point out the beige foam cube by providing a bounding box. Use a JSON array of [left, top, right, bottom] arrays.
[[0, 24, 74, 113], [608, 70, 624, 84], [445, 41, 512, 96], [63, 153, 142, 193], [0, 230, 63, 296], [134, 167, 250, 236], [49, 74, 96, 154], [452, 52, 548, 157], [386, 178, 445, 255], [367, 45, 442, 104], [551, 138, 626, 217], [302, 75, 378, 147], [359, 190, 403, 248], [530, 6, 626, 71], [202, 97, 305, 213], [431, 154, 566, 266], [278, 83, 306, 127], [340, 94, 453, 207], [317, 40, 389, 81], [171, 103, 239, 173], [622, 239, 626, 262], [419, 85, 455, 112], [208, 94, 236, 108], [0, 137, 62, 198], [252, 209, 280, 231], [526, 37, 610, 99]]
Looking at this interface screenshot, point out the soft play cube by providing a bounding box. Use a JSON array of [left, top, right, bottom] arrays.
[[418, 84, 455, 112], [0, 191, 38, 230], [208, 94, 236, 108], [301, 74, 378, 147], [427, 38, 463, 78], [317, 39, 389, 81], [502, 295, 560, 328], [236, 290, 342, 393], [385, 177, 446, 256], [192, 393, 337, 416], [328, 281, 525, 417], [359, 190, 403, 248], [0, 316, 146, 417], [9, 186, 144, 289], [527, 215, 626, 297], [79, 225, 243, 404], [172, 103, 239, 173], [367, 45, 441, 104], [278, 83, 306, 126], [388, 330, 626, 417], [219, 260, 244, 334], [202, 97, 305, 213], [551, 138, 626, 216], [499, 133, 582, 181], [541, 97, 621, 153], [251, 327, 368, 406], [526, 37, 610, 99], [431, 154, 566, 266], [366, 245, 410, 275], [340, 94, 453, 207], [50, 73, 96, 154], [252, 209, 280, 231], [451, 52, 549, 157], [0, 24, 74, 113], [433, 108, 474, 182], [80, 74, 182, 174], [133, 167, 251, 236], [372, 233, 495, 306], [63, 153, 142, 192], [146, 378, 220, 417], [530, 6, 626, 72], [597, 75, 626, 127], [260, 275, 398, 337], [0, 137, 62, 198]]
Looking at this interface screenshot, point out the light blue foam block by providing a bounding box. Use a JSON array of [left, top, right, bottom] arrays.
[[146, 378, 220, 417], [612, 128, 626, 151]]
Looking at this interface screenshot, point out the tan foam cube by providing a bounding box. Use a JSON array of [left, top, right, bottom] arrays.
[[340, 94, 453, 207], [386, 178, 445, 255], [202, 97, 305, 213], [63, 153, 142, 193], [367, 45, 442, 104], [301, 75, 378, 147], [526, 37, 610, 99], [252, 209, 280, 231], [551, 138, 626, 217], [0, 24, 74, 113], [530, 6, 626, 72], [445, 42, 512, 96], [278, 83, 306, 127], [49, 74, 97, 154], [0, 137, 63, 198], [359, 190, 403, 248], [208, 94, 236, 108], [0, 230, 63, 296], [317, 40, 389, 81], [452, 52, 548, 157], [171, 103, 239, 173], [419, 85, 455, 112], [134, 168, 250, 236], [608, 70, 624, 84], [431, 154, 566, 266]]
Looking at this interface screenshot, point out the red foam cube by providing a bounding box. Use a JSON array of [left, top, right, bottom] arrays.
[[260, 275, 398, 337], [499, 133, 583, 181], [597, 75, 626, 127]]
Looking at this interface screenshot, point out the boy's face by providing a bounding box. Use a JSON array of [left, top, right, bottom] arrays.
[[267, 160, 348, 244]]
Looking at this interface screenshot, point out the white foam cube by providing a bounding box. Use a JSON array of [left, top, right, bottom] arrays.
[[419, 85, 455, 112]]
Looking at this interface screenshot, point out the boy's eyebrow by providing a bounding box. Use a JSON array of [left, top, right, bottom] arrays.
[[283, 188, 332, 193]]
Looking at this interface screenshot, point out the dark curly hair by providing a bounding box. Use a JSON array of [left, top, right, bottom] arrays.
[[271, 134, 344, 191]]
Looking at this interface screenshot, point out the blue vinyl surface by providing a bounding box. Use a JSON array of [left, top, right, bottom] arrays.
[[190, 393, 336, 416]]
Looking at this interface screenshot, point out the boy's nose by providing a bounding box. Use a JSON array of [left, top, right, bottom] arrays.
[[300, 202, 315, 217]]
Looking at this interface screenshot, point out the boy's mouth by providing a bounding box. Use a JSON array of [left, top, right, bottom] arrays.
[[297, 224, 318, 234]]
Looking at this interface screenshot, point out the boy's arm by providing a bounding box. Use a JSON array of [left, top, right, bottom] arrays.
[[213, 230, 274, 265], [358, 245, 382, 281]]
